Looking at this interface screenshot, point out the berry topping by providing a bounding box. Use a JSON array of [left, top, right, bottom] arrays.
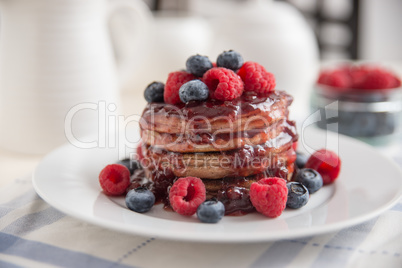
[[237, 61, 276, 94], [179, 80, 209, 103], [305, 149, 341, 185], [99, 164, 131, 196], [317, 70, 352, 89], [295, 152, 309, 169], [169, 177, 206, 216], [164, 71, 196, 104], [317, 64, 401, 90], [286, 182, 309, 209], [358, 68, 400, 89], [125, 187, 155, 213], [116, 158, 141, 175], [144, 81, 164, 103], [216, 50, 244, 71], [292, 141, 298, 151], [136, 142, 144, 161], [249, 177, 288, 218], [196, 198, 225, 223], [295, 168, 323, 194], [203, 67, 244, 101], [186, 55, 213, 77]]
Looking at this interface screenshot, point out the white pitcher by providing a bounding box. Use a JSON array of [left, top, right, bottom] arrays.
[[0, 0, 152, 154]]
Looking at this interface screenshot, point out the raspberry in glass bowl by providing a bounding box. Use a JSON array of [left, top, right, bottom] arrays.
[[311, 63, 402, 144]]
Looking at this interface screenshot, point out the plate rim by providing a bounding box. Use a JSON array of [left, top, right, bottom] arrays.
[[32, 129, 402, 243]]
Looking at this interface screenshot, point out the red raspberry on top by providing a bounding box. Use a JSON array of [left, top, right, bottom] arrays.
[[99, 164, 131, 196], [169, 177, 206, 216], [249, 177, 288, 218], [237, 61, 276, 94], [203, 67, 244, 101], [164, 71, 196, 104], [305, 149, 341, 185]]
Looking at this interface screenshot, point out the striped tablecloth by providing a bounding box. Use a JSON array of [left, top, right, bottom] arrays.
[[1, 166, 402, 267]]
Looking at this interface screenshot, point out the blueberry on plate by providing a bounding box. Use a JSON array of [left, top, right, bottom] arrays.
[[125, 187, 155, 213], [116, 158, 141, 175], [216, 50, 244, 71], [144, 81, 164, 103], [179, 80, 209, 103], [295, 152, 309, 169], [186, 54, 213, 77], [295, 168, 323, 194], [286, 182, 309, 209], [196, 199, 225, 223]]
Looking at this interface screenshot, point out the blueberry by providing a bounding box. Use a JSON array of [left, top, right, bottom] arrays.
[[295, 152, 308, 169], [179, 80, 209, 103], [125, 187, 155, 213], [144, 82, 164, 103], [116, 158, 141, 175], [286, 182, 309, 209], [186, 55, 213, 77], [295, 168, 323, 194], [196, 199, 225, 223], [216, 50, 244, 71]]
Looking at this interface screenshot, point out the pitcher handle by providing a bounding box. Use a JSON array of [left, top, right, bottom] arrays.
[[107, 0, 153, 90]]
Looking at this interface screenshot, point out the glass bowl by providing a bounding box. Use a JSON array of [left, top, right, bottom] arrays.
[[311, 84, 402, 145]]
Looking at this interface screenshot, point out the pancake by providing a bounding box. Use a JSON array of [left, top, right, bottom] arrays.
[[136, 89, 297, 215], [140, 90, 292, 135], [141, 119, 296, 153], [141, 134, 296, 179]]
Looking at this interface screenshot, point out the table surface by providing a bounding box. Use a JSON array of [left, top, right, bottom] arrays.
[[1, 65, 402, 267]]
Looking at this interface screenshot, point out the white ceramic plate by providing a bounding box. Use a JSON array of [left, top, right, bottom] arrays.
[[33, 127, 402, 242]]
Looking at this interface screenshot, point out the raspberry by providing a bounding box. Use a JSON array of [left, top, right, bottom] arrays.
[[249, 177, 288, 218], [292, 141, 298, 151], [169, 177, 206, 216], [237, 61, 275, 94], [136, 142, 144, 161], [317, 69, 351, 88], [357, 68, 399, 89], [305, 149, 341, 185], [164, 71, 196, 104], [391, 76, 402, 88], [203, 67, 244, 101], [99, 164, 131, 196], [349, 65, 370, 88], [318, 64, 401, 90]]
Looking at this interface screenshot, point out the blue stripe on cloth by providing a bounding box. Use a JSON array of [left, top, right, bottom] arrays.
[[311, 218, 378, 268], [250, 236, 313, 268], [0, 260, 24, 268], [390, 202, 402, 212], [0, 190, 40, 218], [0, 232, 135, 268], [1, 206, 65, 236]]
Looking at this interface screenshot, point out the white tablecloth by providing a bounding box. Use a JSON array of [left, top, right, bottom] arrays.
[[1, 169, 401, 268]]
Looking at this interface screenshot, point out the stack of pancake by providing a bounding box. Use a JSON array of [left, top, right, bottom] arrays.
[[139, 90, 297, 214]]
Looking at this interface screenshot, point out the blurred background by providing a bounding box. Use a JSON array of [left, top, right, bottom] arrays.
[[113, 0, 402, 111], [0, 0, 401, 183], [141, 0, 402, 61]]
